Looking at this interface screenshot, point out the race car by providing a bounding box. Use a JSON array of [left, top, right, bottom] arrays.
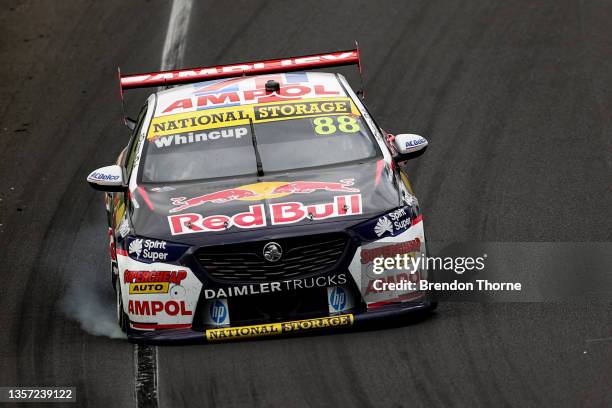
[[87, 48, 434, 343]]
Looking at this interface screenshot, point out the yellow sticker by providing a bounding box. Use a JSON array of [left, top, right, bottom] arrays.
[[148, 97, 360, 139], [205, 314, 354, 341], [400, 172, 414, 194], [114, 201, 125, 227], [129, 282, 170, 294]]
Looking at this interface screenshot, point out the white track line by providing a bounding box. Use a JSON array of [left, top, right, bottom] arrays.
[[160, 0, 193, 71]]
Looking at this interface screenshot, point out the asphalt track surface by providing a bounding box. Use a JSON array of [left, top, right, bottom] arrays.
[[1, 1, 611, 407]]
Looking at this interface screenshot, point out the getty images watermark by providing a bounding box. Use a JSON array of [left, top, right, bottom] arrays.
[[372, 253, 487, 275], [371, 252, 523, 292]]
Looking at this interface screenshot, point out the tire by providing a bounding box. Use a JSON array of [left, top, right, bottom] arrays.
[[115, 279, 129, 333], [111, 262, 119, 289]]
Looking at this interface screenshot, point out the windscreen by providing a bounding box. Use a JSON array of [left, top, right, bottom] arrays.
[[141, 97, 379, 183]]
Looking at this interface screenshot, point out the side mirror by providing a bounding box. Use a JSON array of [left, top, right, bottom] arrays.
[[393, 134, 428, 160], [87, 165, 127, 192]]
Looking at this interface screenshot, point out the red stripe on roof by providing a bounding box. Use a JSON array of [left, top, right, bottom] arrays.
[[375, 159, 384, 186], [137, 187, 154, 210]]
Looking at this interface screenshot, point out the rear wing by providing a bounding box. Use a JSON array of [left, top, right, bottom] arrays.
[[119, 48, 361, 92]]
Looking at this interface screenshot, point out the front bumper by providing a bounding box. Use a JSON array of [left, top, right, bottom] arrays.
[[127, 298, 434, 344], [120, 206, 429, 343]]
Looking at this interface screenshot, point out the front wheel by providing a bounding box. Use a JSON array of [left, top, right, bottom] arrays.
[[115, 280, 129, 333]]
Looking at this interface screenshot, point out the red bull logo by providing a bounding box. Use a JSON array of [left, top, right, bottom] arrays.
[[168, 194, 362, 235], [169, 179, 359, 213]]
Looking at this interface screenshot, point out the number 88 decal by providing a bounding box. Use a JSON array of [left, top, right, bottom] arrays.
[[313, 116, 361, 135]]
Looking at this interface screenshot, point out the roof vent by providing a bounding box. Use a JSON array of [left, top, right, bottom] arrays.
[[265, 80, 280, 93]]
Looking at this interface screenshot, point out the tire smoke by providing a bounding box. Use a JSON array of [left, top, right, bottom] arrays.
[[61, 280, 126, 339], [59, 223, 126, 340]]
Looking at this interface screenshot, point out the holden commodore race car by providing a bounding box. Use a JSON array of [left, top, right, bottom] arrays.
[[87, 48, 434, 343]]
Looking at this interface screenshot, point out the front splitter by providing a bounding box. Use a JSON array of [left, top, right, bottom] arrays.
[[127, 300, 433, 344]]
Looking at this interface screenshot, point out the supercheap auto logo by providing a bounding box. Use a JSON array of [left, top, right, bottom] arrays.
[[360, 238, 422, 265], [169, 179, 359, 213], [124, 270, 187, 294], [205, 314, 354, 341]]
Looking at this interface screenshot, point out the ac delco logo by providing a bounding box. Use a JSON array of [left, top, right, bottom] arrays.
[[168, 194, 362, 235]]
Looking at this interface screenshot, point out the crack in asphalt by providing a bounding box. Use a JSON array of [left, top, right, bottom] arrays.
[[135, 344, 159, 408]]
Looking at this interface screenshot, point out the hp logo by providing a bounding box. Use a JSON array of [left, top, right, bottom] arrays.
[[329, 287, 347, 312], [209, 300, 228, 325]]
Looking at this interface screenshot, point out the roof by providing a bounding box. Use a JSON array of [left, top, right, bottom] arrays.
[[153, 72, 348, 117]]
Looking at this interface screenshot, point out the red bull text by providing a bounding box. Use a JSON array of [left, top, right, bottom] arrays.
[[168, 194, 362, 235]]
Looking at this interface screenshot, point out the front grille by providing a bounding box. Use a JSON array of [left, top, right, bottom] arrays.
[[195, 233, 349, 282]]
